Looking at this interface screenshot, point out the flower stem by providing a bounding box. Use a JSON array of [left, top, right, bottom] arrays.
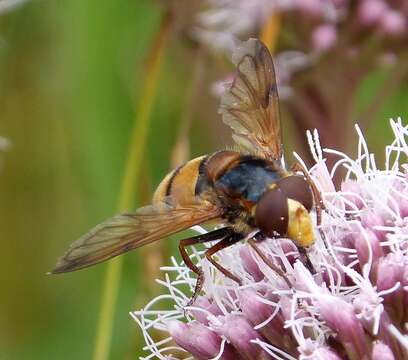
[[260, 13, 281, 52], [92, 11, 172, 360], [170, 46, 207, 168]]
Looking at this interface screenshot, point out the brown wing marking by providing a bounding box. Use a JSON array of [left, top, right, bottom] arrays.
[[220, 38, 282, 161], [52, 202, 222, 273]]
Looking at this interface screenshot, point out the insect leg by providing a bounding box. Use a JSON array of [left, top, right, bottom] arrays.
[[178, 227, 234, 306], [204, 232, 244, 285], [296, 245, 316, 274], [291, 160, 325, 226], [248, 236, 291, 287]]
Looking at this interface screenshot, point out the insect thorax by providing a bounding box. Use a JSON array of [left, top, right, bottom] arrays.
[[210, 155, 285, 233], [213, 156, 283, 205]]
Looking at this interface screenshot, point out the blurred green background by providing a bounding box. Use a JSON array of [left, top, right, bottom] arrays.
[[0, 1, 407, 359]]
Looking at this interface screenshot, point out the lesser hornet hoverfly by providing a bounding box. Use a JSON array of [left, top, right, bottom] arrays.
[[52, 39, 322, 304]]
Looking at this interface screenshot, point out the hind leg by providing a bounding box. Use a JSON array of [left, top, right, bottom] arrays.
[[178, 227, 235, 306]]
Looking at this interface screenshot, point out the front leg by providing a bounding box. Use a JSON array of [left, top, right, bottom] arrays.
[[296, 244, 316, 274]]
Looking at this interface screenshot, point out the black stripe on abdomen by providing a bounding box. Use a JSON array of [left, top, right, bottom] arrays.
[[195, 155, 210, 196], [165, 164, 183, 196]]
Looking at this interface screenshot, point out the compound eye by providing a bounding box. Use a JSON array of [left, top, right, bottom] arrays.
[[278, 175, 313, 212], [255, 187, 288, 238]]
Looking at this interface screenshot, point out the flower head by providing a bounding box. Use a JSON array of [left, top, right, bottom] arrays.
[[132, 119, 408, 359]]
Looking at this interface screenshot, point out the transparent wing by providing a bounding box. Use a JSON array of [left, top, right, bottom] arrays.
[[220, 38, 282, 161], [52, 201, 222, 273]]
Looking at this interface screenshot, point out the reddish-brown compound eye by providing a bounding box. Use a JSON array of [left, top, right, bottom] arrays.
[[278, 175, 313, 211], [255, 187, 288, 238]]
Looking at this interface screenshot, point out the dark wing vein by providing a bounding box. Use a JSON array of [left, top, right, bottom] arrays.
[[220, 38, 282, 161], [52, 202, 222, 273]]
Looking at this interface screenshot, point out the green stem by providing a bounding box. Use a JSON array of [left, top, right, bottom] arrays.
[[170, 46, 207, 168], [92, 11, 172, 360], [358, 59, 408, 129]]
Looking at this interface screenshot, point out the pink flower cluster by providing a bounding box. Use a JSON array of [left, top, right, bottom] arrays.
[[195, 1, 408, 96], [358, 0, 406, 35], [195, 0, 407, 52], [133, 119, 408, 360]]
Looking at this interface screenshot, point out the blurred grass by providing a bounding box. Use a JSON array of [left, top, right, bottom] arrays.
[[0, 1, 407, 360], [93, 9, 172, 360], [0, 1, 169, 359], [355, 68, 408, 163]]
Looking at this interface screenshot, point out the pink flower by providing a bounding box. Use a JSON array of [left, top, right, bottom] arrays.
[[311, 24, 337, 51], [358, 0, 388, 26], [193, 0, 408, 96], [380, 10, 406, 35], [132, 119, 408, 359]]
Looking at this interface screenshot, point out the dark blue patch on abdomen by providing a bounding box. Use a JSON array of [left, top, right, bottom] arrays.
[[217, 160, 280, 202]]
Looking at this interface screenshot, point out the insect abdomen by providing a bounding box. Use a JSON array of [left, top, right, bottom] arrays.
[[153, 155, 209, 206]]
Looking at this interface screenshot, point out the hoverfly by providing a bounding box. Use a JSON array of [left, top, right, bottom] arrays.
[[52, 38, 320, 304]]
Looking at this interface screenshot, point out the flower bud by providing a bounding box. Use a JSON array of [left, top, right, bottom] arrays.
[[238, 289, 296, 352], [372, 341, 395, 360], [353, 229, 384, 276], [389, 179, 408, 218], [168, 320, 239, 360], [317, 296, 370, 359], [376, 253, 407, 324], [212, 314, 272, 360], [191, 296, 223, 325], [311, 25, 337, 52], [360, 210, 387, 241], [312, 347, 343, 360], [341, 180, 365, 210]]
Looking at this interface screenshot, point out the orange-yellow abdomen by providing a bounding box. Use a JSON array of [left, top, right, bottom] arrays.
[[153, 155, 207, 206]]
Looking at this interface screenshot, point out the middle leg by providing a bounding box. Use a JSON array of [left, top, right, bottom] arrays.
[[205, 232, 244, 285], [248, 235, 291, 287]]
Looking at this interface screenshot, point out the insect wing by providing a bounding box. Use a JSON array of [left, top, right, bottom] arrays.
[[220, 38, 282, 161], [52, 202, 222, 273]]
